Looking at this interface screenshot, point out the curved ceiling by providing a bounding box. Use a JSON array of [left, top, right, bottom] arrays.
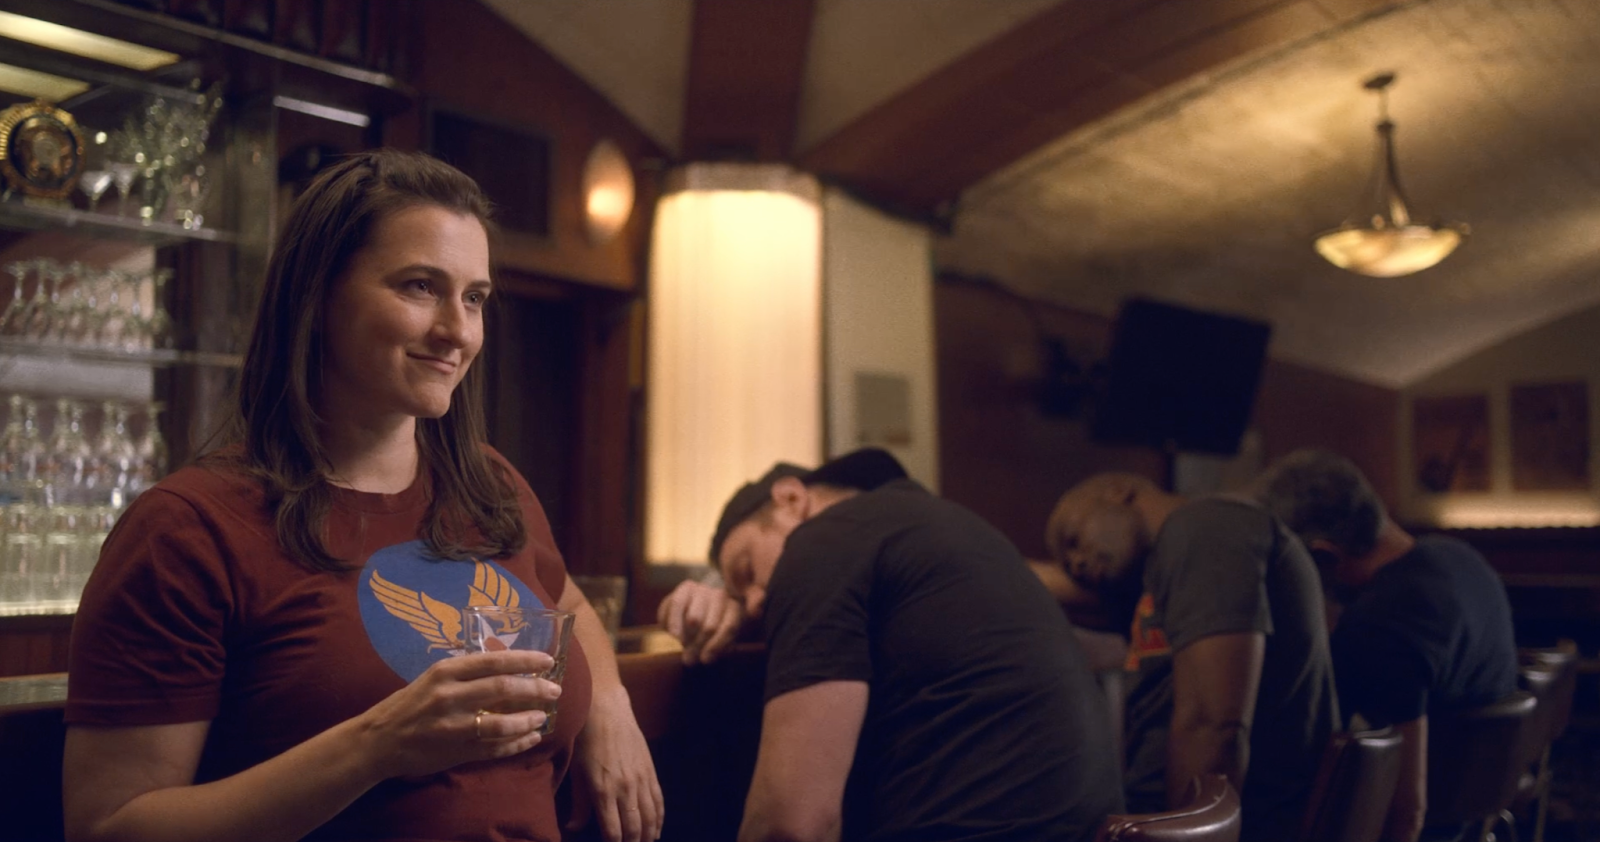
[[483, 0, 1600, 388]]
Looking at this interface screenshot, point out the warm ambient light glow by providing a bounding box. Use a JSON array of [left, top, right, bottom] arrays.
[[1428, 498, 1600, 529], [1315, 72, 1464, 277], [0, 10, 180, 72], [0, 61, 89, 102], [582, 139, 635, 244], [645, 164, 822, 565]]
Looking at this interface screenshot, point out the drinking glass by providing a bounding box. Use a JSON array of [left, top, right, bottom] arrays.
[[0, 503, 41, 606], [462, 605, 575, 735], [44, 399, 92, 506], [13, 259, 53, 341], [41, 506, 82, 605], [0, 397, 45, 504], [78, 170, 114, 213], [145, 269, 175, 349], [88, 268, 125, 349], [108, 162, 138, 215], [132, 402, 167, 494], [87, 402, 138, 505], [36, 261, 67, 343], [1, 261, 29, 334], [572, 574, 628, 645]]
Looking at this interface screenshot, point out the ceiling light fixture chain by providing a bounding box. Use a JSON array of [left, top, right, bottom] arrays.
[[1313, 70, 1466, 278]]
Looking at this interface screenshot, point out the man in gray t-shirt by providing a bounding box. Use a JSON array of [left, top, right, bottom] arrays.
[[1047, 474, 1339, 842]]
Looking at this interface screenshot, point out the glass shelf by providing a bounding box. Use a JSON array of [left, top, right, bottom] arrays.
[[0, 339, 241, 368], [0, 600, 77, 619], [0, 196, 235, 246]]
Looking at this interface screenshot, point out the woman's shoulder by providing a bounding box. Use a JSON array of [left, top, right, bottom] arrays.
[[143, 448, 269, 515]]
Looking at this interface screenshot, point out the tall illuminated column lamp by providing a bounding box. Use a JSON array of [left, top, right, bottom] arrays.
[[642, 163, 824, 567], [1314, 72, 1466, 277]]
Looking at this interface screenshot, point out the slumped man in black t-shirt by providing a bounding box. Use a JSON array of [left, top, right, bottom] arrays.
[[704, 448, 1123, 842], [1254, 450, 1518, 842]]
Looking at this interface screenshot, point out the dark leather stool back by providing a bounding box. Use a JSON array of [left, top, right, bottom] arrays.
[[1424, 690, 1537, 826], [1519, 643, 1578, 745], [1516, 642, 1579, 842], [1300, 727, 1404, 842], [1096, 775, 1241, 842], [1516, 666, 1562, 770]]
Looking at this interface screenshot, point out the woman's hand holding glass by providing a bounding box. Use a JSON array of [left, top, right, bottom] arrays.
[[352, 649, 562, 779]]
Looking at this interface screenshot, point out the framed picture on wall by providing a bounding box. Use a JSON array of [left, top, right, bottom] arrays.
[[1510, 381, 1590, 491], [1412, 393, 1491, 493]]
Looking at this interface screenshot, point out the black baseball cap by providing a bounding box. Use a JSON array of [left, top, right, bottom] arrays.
[[707, 448, 909, 565]]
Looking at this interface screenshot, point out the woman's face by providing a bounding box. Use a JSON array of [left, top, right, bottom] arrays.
[[319, 204, 492, 430]]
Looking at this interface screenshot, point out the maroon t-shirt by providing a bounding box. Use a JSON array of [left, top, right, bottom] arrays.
[[66, 451, 591, 842]]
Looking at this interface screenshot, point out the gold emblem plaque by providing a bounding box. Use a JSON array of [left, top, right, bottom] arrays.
[[0, 99, 87, 200]]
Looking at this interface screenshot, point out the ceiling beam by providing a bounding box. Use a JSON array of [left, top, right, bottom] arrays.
[[800, 0, 1398, 216], [681, 0, 816, 161]]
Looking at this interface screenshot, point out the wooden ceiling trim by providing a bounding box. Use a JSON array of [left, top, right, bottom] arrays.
[[799, 0, 1132, 177], [1121, 3, 1333, 92], [1082, 0, 1305, 71], [681, 0, 817, 161], [801, 0, 1373, 215], [1307, 0, 1405, 23]]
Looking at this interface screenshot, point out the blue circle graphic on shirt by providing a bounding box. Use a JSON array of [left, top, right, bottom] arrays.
[[357, 540, 546, 681]]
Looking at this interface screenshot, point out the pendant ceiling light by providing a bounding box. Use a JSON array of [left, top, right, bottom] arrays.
[[1314, 72, 1466, 277]]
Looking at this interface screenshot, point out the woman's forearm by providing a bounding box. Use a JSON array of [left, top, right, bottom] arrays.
[[66, 716, 384, 842]]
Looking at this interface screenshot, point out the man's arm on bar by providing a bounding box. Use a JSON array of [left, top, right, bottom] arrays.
[[738, 680, 867, 842], [657, 579, 748, 664]]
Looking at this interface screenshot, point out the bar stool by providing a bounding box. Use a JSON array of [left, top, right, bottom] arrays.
[[1515, 642, 1579, 842], [1095, 775, 1241, 842], [1425, 690, 1538, 842], [1300, 726, 1404, 842]]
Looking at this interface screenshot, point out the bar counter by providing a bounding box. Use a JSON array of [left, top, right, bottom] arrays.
[[0, 628, 765, 842]]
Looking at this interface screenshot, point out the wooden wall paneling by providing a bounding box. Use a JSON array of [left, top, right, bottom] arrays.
[[365, 0, 414, 80], [273, 0, 321, 54], [166, 0, 222, 26], [934, 278, 1167, 559], [225, 0, 275, 39], [681, 0, 817, 160], [412, 0, 663, 291], [1251, 361, 1401, 511], [320, 0, 367, 65], [933, 276, 1402, 558], [0, 616, 73, 678], [567, 292, 636, 581]]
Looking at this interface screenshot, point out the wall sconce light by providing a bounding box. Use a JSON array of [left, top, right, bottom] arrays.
[[1314, 72, 1466, 277], [582, 138, 635, 244]]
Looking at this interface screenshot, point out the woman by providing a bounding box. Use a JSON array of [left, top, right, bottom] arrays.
[[62, 149, 662, 842]]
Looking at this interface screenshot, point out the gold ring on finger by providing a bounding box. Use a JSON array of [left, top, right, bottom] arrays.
[[474, 711, 486, 740]]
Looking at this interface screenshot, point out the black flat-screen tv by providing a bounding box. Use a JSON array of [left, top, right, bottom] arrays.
[[1090, 298, 1272, 456]]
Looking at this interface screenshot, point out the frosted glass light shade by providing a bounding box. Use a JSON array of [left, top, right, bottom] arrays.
[[1313, 224, 1462, 277], [645, 164, 823, 565]]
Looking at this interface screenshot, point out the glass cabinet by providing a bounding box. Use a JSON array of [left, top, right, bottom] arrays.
[[0, 26, 252, 616]]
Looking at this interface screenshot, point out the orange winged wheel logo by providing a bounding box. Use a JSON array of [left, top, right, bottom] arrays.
[[369, 561, 525, 655]]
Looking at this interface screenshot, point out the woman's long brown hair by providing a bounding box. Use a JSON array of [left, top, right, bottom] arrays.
[[216, 148, 525, 572]]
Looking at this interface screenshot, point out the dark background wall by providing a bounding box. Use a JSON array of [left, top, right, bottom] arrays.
[[935, 276, 1401, 561]]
